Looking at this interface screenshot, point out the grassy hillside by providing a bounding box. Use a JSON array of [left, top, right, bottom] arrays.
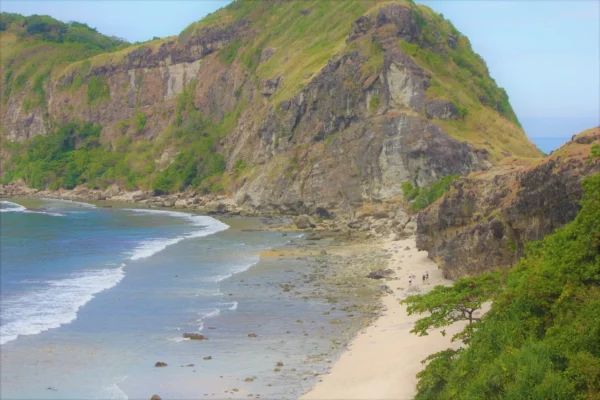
[[0, 13, 128, 108], [404, 144, 600, 399]]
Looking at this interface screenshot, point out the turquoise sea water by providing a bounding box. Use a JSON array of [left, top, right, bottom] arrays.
[[0, 199, 347, 399]]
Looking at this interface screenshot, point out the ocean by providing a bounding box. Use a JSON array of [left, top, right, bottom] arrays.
[[0, 198, 355, 399]]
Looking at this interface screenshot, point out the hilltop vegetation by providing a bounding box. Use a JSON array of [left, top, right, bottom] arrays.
[[404, 145, 600, 399], [0, 12, 128, 111]]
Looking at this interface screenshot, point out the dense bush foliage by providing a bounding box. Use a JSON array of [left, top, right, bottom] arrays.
[[1, 108, 228, 193], [151, 109, 226, 195], [402, 175, 461, 210], [404, 148, 600, 399]]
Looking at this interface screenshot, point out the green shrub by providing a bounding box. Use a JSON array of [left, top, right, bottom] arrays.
[[135, 111, 147, 133], [219, 38, 242, 65], [87, 76, 110, 105], [403, 175, 460, 210], [369, 94, 380, 110]]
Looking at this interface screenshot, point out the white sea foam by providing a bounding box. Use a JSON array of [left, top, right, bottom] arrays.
[[167, 336, 190, 342], [125, 209, 229, 261], [200, 273, 233, 283], [0, 266, 125, 345], [199, 308, 221, 319], [0, 201, 27, 213], [195, 307, 223, 331], [195, 288, 222, 297], [93, 376, 129, 400], [41, 198, 97, 208], [219, 301, 239, 311], [0, 200, 65, 216]]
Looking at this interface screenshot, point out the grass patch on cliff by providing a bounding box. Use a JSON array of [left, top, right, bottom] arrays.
[[86, 75, 110, 105], [407, 154, 600, 398], [402, 174, 460, 210]]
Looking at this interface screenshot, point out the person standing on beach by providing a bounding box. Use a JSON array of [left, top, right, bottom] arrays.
[[426, 271, 429, 280], [409, 276, 412, 286]]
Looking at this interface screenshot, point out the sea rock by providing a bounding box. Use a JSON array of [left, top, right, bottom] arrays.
[[293, 215, 317, 229], [183, 333, 208, 340], [379, 284, 394, 294], [247, 333, 258, 337], [366, 269, 395, 279], [154, 362, 167, 367], [203, 356, 212, 360], [150, 395, 161, 400]]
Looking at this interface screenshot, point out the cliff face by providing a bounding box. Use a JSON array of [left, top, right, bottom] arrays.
[[0, 1, 541, 217], [417, 128, 600, 279]]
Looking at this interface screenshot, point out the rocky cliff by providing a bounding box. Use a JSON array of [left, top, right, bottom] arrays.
[[0, 1, 541, 218], [417, 127, 600, 279]]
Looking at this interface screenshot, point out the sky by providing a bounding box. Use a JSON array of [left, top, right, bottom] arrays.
[[1, 0, 599, 144]]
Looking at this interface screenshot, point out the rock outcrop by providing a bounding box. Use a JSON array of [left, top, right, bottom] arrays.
[[417, 128, 600, 279]]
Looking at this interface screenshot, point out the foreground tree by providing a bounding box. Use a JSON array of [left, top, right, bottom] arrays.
[[401, 273, 504, 344]]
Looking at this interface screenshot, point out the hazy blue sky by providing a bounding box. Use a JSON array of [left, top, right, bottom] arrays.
[[2, 0, 599, 143]]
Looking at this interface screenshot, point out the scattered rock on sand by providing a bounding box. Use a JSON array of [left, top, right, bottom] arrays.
[[366, 269, 395, 279], [293, 215, 317, 229], [245, 377, 254, 382], [154, 362, 167, 367], [150, 395, 161, 400], [276, 361, 284, 367], [247, 333, 258, 337], [379, 284, 394, 294], [183, 333, 208, 340], [203, 356, 212, 360]]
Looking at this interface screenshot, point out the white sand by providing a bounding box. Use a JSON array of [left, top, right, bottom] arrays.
[[302, 236, 465, 400]]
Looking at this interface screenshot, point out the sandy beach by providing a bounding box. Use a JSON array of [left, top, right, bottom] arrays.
[[302, 236, 465, 400]]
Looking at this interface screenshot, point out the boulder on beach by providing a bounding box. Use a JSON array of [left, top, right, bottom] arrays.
[[367, 269, 395, 279], [183, 332, 208, 340], [293, 215, 317, 229], [247, 333, 258, 337], [203, 356, 212, 360], [154, 362, 167, 367], [150, 395, 161, 400]]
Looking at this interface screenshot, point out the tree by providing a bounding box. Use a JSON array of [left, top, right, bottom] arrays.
[[401, 272, 504, 344]]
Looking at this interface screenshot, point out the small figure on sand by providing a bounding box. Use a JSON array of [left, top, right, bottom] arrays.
[[426, 271, 429, 280], [408, 276, 412, 286], [422, 274, 426, 282]]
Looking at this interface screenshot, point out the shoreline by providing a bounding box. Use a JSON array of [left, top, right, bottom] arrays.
[[1, 196, 393, 399], [302, 236, 462, 400], [2, 196, 440, 398]]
